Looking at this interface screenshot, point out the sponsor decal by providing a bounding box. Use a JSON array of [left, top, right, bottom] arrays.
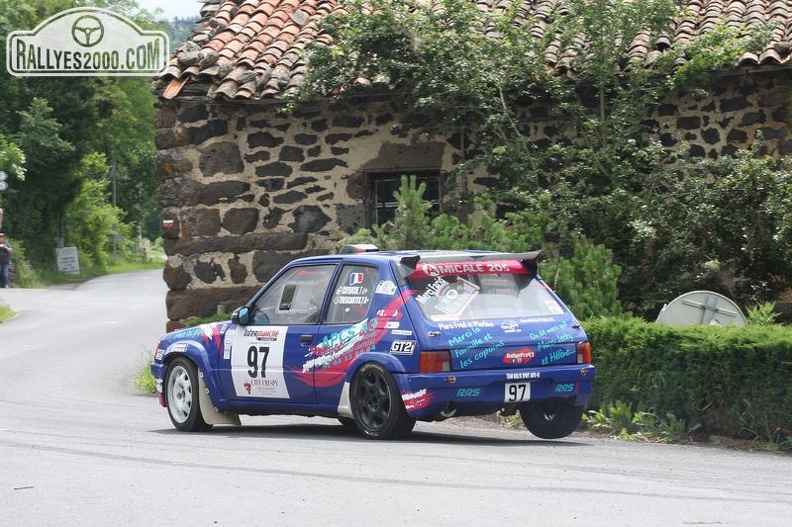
[[294, 295, 409, 388], [503, 348, 536, 365], [375, 280, 397, 295], [390, 340, 416, 354], [154, 348, 164, 361], [402, 389, 431, 412], [223, 334, 234, 360], [554, 382, 577, 394], [456, 388, 481, 398], [243, 328, 281, 341], [391, 329, 413, 336], [415, 260, 527, 278], [384, 321, 400, 329], [500, 319, 521, 333], [506, 371, 541, 380]]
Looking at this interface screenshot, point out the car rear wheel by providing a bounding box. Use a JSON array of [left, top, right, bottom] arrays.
[[350, 363, 415, 439], [520, 400, 583, 439], [165, 357, 212, 432]]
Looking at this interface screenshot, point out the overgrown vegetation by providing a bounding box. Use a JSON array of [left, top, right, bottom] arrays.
[[300, 0, 788, 318]]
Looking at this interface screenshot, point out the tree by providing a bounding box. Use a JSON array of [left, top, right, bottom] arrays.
[[65, 153, 128, 269], [0, 0, 161, 268]]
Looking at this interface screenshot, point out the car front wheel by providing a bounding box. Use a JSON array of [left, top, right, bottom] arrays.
[[520, 400, 583, 439], [165, 357, 212, 432], [350, 363, 415, 439]]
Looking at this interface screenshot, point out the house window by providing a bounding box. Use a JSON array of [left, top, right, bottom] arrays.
[[371, 172, 442, 225]]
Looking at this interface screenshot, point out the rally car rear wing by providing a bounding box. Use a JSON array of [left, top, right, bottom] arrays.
[[396, 250, 542, 281]]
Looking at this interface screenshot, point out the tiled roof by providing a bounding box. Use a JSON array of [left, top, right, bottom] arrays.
[[157, 0, 792, 100]]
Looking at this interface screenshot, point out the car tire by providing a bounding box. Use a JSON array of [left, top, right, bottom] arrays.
[[519, 400, 583, 439], [350, 362, 416, 440], [337, 416, 356, 427], [165, 357, 212, 432]]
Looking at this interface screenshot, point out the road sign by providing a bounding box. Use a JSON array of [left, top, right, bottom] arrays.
[[0, 171, 7, 181]]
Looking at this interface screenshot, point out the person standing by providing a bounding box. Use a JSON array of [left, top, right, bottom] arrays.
[[0, 233, 12, 288]]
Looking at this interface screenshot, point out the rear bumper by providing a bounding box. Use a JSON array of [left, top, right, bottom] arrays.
[[396, 364, 594, 420]]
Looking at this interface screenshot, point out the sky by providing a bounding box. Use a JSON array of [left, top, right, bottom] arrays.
[[136, 0, 204, 20]]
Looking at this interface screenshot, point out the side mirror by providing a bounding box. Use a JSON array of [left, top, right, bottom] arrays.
[[231, 306, 251, 326]]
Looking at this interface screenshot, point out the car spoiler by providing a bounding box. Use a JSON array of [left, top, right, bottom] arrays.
[[397, 250, 542, 280]]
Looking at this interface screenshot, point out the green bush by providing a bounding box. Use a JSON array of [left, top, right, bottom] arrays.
[[8, 237, 41, 287], [341, 175, 624, 318], [585, 317, 792, 443]]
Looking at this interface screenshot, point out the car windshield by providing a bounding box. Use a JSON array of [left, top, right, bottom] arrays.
[[405, 260, 565, 321]]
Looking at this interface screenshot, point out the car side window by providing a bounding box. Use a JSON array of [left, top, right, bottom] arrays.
[[324, 265, 378, 325], [251, 265, 334, 325]]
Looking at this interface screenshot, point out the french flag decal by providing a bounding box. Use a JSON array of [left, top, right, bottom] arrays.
[[349, 272, 364, 285]]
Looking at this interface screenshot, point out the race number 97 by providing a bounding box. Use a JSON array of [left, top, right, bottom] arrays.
[[504, 382, 531, 402], [247, 345, 270, 378]]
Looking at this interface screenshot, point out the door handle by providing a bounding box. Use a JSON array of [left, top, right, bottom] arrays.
[[300, 334, 313, 344]]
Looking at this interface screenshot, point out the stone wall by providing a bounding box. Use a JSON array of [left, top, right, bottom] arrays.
[[156, 71, 792, 329], [156, 97, 472, 329]]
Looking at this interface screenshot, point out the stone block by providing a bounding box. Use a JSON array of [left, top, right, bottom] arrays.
[[222, 208, 260, 234], [163, 260, 192, 289], [199, 142, 244, 176], [289, 205, 331, 233]]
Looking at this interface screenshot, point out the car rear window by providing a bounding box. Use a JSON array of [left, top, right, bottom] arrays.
[[405, 260, 565, 321]]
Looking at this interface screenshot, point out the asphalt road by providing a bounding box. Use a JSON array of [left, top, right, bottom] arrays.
[[1, 271, 791, 526]]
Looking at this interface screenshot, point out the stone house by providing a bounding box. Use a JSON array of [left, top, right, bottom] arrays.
[[154, 0, 792, 329]]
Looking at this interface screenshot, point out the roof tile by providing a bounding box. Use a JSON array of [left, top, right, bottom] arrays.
[[158, 0, 792, 100]]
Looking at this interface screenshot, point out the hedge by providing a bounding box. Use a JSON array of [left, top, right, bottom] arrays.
[[584, 317, 792, 440]]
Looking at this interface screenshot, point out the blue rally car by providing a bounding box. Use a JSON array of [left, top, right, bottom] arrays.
[[151, 247, 594, 440]]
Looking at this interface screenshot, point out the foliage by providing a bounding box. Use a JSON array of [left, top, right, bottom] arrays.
[[541, 234, 623, 319], [746, 302, 780, 326], [0, 134, 26, 180], [342, 175, 624, 319], [584, 399, 700, 442], [65, 153, 130, 269], [302, 0, 785, 318], [7, 236, 41, 287], [0, 0, 161, 274], [625, 146, 792, 312], [0, 303, 14, 323], [585, 316, 792, 446]]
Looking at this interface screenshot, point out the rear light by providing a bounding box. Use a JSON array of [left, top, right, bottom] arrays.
[[576, 341, 592, 364], [420, 351, 451, 373]]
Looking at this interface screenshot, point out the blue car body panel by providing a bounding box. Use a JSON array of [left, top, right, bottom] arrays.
[[152, 250, 595, 425]]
